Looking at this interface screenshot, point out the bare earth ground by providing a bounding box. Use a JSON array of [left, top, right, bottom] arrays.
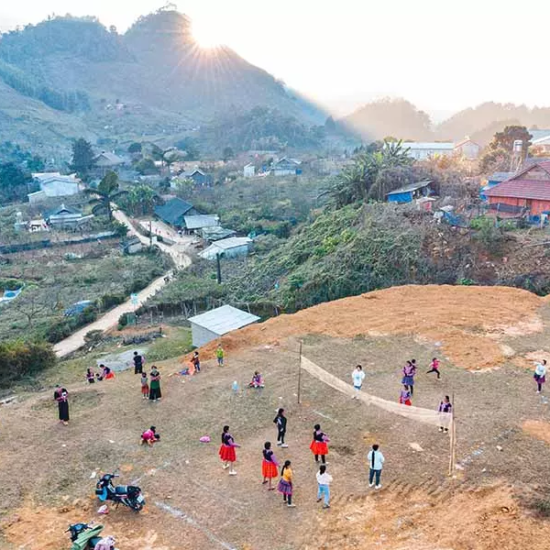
[[2, 285, 550, 549]]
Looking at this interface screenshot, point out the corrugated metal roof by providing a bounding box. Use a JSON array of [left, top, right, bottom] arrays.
[[154, 198, 194, 225], [189, 305, 260, 336], [386, 181, 432, 196], [485, 179, 550, 200], [402, 142, 454, 150], [208, 237, 252, 251], [183, 214, 220, 230]]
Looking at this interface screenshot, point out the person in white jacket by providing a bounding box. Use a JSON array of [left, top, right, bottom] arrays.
[[534, 360, 547, 393], [316, 464, 333, 508], [367, 444, 385, 489]]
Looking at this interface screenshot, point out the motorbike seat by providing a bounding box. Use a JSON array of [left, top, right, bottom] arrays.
[[115, 486, 128, 495]]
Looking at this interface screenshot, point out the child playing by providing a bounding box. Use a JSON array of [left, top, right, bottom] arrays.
[[262, 441, 279, 490], [426, 357, 441, 379], [399, 385, 412, 406], [216, 344, 224, 367], [86, 368, 96, 384], [534, 360, 547, 393], [277, 460, 296, 507], [101, 364, 115, 380], [248, 371, 265, 388], [191, 351, 201, 373], [140, 426, 160, 446], [310, 424, 329, 464], [274, 408, 288, 448], [140, 372, 149, 399], [402, 360, 416, 395]]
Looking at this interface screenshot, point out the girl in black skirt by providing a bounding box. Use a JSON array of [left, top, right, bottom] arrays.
[[54, 385, 69, 425]]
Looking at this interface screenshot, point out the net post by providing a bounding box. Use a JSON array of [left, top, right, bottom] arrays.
[[297, 340, 303, 405], [448, 392, 456, 476]]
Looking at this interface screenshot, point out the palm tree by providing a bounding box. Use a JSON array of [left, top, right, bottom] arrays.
[[85, 171, 127, 221], [127, 184, 161, 216]]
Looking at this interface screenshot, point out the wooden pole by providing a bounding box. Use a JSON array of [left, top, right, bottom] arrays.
[[448, 392, 456, 476], [297, 340, 303, 405]]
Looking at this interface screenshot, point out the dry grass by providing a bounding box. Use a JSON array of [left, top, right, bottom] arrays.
[[2, 285, 550, 549]]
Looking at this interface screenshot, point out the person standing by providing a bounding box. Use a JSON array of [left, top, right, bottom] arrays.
[[140, 372, 149, 399], [438, 395, 452, 433], [192, 351, 201, 373], [277, 460, 296, 507], [316, 464, 333, 509], [149, 367, 162, 401], [54, 385, 69, 425], [402, 360, 417, 396], [262, 441, 279, 490], [216, 344, 224, 367], [310, 424, 329, 464], [426, 357, 441, 379], [133, 351, 144, 375], [351, 365, 366, 397], [274, 408, 288, 448], [367, 444, 384, 489], [534, 360, 547, 393], [219, 425, 240, 475]]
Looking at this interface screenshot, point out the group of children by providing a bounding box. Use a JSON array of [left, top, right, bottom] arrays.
[[398, 358, 440, 405], [86, 364, 115, 384]]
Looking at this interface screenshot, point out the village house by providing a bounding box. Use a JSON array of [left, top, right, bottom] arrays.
[[400, 142, 454, 160], [154, 198, 199, 228], [183, 214, 220, 234], [272, 158, 302, 176], [44, 204, 94, 230], [29, 172, 83, 202], [485, 161, 550, 220], [454, 138, 482, 160], [243, 163, 256, 178], [94, 152, 125, 176], [199, 237, 253, 260], [179, 168, 213, 186], [386, 181, 434, 204]]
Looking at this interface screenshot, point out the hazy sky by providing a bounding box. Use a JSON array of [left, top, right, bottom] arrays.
[[1, 0, 548, 117]]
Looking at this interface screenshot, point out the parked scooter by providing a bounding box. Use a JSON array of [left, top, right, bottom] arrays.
[[66, 523, 117, 550], [95, 473, 145, 512]]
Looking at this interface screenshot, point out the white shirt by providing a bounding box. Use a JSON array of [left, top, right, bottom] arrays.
[[316, 472, 333, 485], [535, 362, 547, 377], [367, 450, 385, 470], [352, 370, 366, 387]]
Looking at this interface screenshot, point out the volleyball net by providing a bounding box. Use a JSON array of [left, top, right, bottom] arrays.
[[300, 356, 452, 430]]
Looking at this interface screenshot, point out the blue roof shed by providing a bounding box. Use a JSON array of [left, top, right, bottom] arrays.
[[387, 181, 433, 204]]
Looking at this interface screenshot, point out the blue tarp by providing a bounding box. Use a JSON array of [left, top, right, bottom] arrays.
[[387, 191, 413, 203]]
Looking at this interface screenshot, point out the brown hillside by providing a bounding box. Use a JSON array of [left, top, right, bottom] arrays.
[[195, 285, 545, 370]]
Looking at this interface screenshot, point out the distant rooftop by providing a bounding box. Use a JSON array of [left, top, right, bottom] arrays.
[[188, 305, 260, 336]]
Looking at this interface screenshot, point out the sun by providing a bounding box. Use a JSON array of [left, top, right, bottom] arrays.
[[192, 18, 225, 49]]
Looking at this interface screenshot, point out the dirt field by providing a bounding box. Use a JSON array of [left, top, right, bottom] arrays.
[[2, 285, 550, 549]]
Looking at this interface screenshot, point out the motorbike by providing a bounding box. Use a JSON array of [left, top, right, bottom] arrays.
[[66, 523, 117, 550], [95, 473, 145, 512]]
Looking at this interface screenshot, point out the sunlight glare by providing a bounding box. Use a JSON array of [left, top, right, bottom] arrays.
[[192, 17, 226, 49]]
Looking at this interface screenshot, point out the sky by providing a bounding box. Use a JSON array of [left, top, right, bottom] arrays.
[[1, 0, 549, 118]]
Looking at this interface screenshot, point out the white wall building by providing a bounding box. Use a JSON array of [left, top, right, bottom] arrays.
[[243, 163, 256, 178], [199, 237, 252, 260], [454, 138, 482, 160], [31, 172, 83, 198], [401, 142, 454, 160], [189, 305, 260, 348]]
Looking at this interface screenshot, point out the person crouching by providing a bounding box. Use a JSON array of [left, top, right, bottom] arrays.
[[141, 426, 160, 446]]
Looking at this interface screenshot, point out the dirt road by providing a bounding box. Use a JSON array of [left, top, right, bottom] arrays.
[[53, 210, 191, 357]]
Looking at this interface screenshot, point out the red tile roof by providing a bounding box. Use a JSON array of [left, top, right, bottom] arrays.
[[485, 179, 550, 200]]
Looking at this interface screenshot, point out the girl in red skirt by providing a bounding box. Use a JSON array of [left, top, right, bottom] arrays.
[[262, 441, 279, 490], [310, 424, 329, 464], [219, 425, 240, 475]]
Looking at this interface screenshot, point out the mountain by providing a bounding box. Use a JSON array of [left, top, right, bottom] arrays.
[[343, 99, 550, 146], [0, 10, 325, 157], [342, 98, 433, 142]]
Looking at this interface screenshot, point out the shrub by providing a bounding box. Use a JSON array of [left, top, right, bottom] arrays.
[[100, 293, 125, 309], [0, 340, 56, 387], [84, 330, 104, 344]]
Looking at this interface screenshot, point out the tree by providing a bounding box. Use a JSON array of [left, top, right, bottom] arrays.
[[85, 171, 127, 221], [174, 137, 200, 161], [70, 138, 95, 176], [325, 140, 414, 207], [490, 126, 532, 157], [0, 162, 31, 203], [15, 285, 51, 329], [126, 184, 160, 216], [135, 158, 160, 175], [222, 147, 234, 162], [128, 142, 142, 154]]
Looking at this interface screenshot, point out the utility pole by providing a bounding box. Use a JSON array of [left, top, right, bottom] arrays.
[[216, 253, 222, 284], [149, 219, 153, 247]]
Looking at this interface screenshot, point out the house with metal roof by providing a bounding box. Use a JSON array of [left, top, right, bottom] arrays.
[[30, 172, 83, 199], [154, 198, 198, 227], [199, 237, 253, 260], [188, 305, 260, 347], [183, 214, 220, 231], [485, 161, 550, 218], [386, 181, 433, 203], [180, 168, 213, 186], [400, 142, 454, 161], [44, 204, 94, 230]]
